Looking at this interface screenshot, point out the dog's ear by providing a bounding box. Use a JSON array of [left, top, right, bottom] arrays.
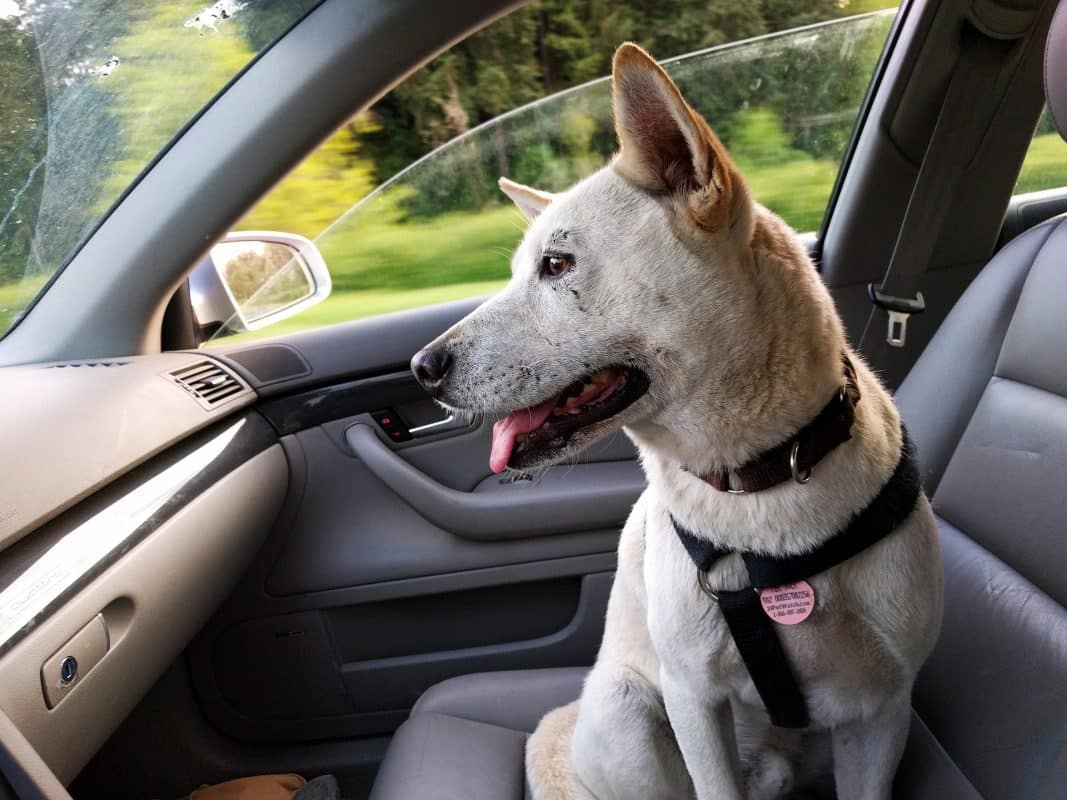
[[499, 177, 555, 221], [611, 43, 752, 238]]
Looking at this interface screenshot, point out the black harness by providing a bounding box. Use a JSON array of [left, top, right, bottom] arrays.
[[671, 431, 921, 728]]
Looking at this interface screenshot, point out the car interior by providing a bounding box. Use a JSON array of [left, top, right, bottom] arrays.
[[0, 0, 1064, 798]]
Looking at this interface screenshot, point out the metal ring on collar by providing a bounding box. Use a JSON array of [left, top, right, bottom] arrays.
[[790, 440, 812, 484]]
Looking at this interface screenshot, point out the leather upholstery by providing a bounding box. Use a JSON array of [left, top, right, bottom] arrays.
[[412, 667, 589, 733], [371, 15, 1067, 794], [369, 712, 530, 800], [892, 218, 1057, 495], [369, 670, 587, 800], [906, 518, 1067, 799], [1046, 0, 1067, 141]]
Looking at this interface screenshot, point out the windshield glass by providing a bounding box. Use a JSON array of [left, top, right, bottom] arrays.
[[0, 0, 319, 338]]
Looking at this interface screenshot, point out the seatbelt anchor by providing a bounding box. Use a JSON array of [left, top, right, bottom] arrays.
[[867, 284, 925, 348]]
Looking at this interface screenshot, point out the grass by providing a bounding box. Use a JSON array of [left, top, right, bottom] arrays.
[[317, 203, 525, 292], [0, 274, 47, 338], [208, 203, 523, 345], [1015, 132, 1067, 194], [217, 130, 1064, 344], [208, 278, 508, 346], [6, 133, 1064, 346], [743, 157, 839, 234]]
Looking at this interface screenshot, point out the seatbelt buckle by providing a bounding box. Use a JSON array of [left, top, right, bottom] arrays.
[[867, 285, 925, 348]]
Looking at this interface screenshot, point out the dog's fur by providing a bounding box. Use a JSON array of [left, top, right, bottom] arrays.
[[417, 44, 942, 800]]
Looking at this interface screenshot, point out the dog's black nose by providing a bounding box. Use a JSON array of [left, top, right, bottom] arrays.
[[411, 347, 454, 394]]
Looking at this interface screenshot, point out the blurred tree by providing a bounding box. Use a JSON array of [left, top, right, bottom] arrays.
[[358, 0, 891, 195], [0, 15, 47, 283]]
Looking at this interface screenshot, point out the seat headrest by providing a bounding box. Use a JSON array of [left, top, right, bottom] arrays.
[[1047, 0, 1067, 140]]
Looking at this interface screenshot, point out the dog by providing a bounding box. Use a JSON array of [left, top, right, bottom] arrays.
[[410, 43, 943, 800]]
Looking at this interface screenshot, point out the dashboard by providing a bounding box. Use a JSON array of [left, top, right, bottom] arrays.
[[0, 353, 286, 783]]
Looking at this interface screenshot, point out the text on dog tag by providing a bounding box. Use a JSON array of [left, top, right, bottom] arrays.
[[759, 581, 815, 625]]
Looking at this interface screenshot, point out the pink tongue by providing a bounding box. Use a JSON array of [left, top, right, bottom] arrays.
[[490, 397, 559, 473]]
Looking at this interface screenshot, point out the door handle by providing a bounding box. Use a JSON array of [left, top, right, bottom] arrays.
[[409, 413, 461, 437], [345, 423, 645, 541]]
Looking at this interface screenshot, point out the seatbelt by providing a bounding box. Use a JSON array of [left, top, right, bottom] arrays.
[[859, 23, 1009, 361]]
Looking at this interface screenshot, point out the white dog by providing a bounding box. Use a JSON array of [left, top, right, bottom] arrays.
[[411, 43, 942, 800]]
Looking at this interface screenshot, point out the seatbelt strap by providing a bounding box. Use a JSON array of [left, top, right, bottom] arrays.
[[859, 23, 1008, 359]]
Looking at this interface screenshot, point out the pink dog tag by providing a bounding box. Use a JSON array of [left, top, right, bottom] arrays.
[[759, 581, 816, 625]]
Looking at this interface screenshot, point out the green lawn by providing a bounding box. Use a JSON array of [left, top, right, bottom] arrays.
[[0, 274, 47, 337], [1016, 132, 1067, 194], [209, 278, 508, 346], [8, 133, 1065, 347], [317, 203, 524, 292]]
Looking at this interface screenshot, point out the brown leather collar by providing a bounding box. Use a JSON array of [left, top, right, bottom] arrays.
[[693, 356, 861, 494]]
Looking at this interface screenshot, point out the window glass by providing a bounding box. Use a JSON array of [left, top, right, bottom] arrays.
[[213, 1, 899, 345], [0, 0, 320, 338], [1015, 107, 1067, 194]]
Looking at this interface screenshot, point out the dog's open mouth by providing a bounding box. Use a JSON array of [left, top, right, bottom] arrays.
[[489, 366, 650, 472]]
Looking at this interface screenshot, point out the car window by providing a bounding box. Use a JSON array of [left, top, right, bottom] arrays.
[[0, 0, 320, 339], [1015, 106, 1067, 194], [208, 2, 899, 346]]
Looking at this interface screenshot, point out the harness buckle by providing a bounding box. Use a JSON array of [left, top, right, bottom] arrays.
[[867, 284, 925, 348]]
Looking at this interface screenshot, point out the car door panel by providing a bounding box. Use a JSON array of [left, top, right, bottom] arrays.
[[999, 187, 1067, 245], [263, 424, 626, 597], [191, 306, 635, 742]]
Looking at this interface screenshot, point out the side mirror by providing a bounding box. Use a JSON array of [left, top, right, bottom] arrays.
[[189, 231, 331, 343]]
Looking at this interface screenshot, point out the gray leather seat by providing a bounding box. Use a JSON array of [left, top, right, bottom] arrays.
[[370, 7, 1067, 798]]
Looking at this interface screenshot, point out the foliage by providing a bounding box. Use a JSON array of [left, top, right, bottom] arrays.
[[358, 0, 865, 191], [234, 1, 901, 336], [0, 15, 47, 284], [15, 0, 1064, 347], [0, 0, 318, 333]]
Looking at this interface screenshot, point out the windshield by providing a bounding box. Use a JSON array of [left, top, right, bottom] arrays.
[[0, 0, 320, 339]]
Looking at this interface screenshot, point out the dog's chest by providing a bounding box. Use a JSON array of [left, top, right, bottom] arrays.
[[643, 516, 753, 689], [641, 507, 909, 724]]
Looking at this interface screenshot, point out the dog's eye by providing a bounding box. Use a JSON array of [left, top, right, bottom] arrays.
[[540, 254, 573, 278]]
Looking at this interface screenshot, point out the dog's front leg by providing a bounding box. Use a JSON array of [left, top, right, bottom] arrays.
[[831, 694, 911, 800], [661, 670, 746, 800]]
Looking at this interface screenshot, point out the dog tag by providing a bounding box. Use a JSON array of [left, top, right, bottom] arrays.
[[759, 581, 815, 625]]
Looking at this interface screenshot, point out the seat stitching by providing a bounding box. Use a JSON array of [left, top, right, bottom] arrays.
[[926, 218, 1064, 499]]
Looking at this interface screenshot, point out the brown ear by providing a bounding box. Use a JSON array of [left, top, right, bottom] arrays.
[[611, 43, 751, 236], [498, 176, 555, 221]]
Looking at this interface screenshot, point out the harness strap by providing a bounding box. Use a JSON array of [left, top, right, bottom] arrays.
[[717, 589, 810, 728], [743, 433, 920, 590], [670, 429, 920, 728]]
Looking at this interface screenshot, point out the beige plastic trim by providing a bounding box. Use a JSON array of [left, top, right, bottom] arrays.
[[0, 446, 287, 784], [0, 353, 254, 552], [0, 708, 70, 799]]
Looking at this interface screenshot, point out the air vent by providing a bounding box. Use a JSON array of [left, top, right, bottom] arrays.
[[168, 360, 248, 410]]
